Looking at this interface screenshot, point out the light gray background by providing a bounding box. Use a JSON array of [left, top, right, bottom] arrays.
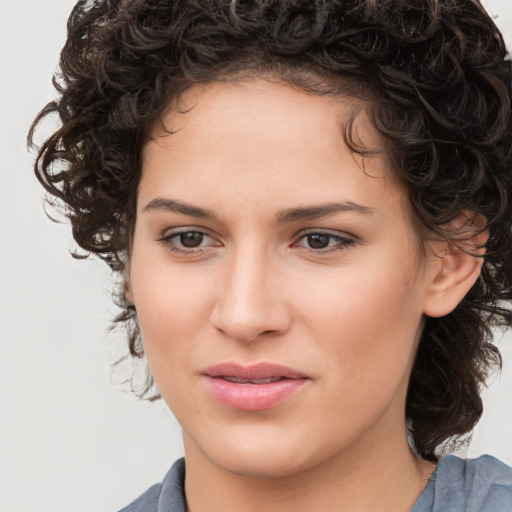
[[1, 1, 511, 511]]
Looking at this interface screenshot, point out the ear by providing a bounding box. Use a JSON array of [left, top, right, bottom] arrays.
[[422, 215, 487, 318], [123, 263, 134, 304], [124, 282, 134, 304]]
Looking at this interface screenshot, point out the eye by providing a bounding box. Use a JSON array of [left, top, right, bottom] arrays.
[[176, 231, 206, 248], [294, 231, 355, 253], [159, 229, 220, 254]]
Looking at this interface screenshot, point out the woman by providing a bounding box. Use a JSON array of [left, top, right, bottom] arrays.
[[29, 0, 512, 510]]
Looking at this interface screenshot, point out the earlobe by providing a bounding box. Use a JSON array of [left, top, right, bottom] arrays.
[[423, 231, 486, 318]]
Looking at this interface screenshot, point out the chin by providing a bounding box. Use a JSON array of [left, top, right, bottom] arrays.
[[209, 450, 316, 479], [186, 425, 337, 480]]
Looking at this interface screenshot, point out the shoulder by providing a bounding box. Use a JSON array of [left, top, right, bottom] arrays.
[[118, 484, 162, 512], [440, 454, 512, 480], [418, 454, 512, 512], [117, 458, 186, 512]]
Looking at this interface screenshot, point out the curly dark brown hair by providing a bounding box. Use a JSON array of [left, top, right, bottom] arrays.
[[29, 0, 512, 461]]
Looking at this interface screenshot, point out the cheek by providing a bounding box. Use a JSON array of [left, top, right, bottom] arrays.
[[130, 267, 208, 411], [128, 250, 214, 364], [298, 259, 424, 385]]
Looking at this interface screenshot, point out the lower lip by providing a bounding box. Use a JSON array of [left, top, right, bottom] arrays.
[[204, 377, 308, 411]]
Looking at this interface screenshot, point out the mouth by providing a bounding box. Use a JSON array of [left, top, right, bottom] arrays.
[[221, 376, 285, 384], [202, 362, 310, 411]]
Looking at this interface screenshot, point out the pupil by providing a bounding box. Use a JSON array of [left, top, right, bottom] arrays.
[[308, 234, 329, 249], [180, 232, 204, 248]]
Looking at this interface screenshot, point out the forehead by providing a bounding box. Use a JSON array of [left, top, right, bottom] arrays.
[[140, 79, 409, 223], [150, 79, 382, 158]]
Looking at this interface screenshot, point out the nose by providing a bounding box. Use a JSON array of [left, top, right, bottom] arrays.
[[210, 250, 291, 343]]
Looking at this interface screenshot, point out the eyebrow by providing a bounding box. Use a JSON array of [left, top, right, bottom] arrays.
[[143, 198, 215, 219], [276, 202, 374, 222], [143, 197, 374, 222]]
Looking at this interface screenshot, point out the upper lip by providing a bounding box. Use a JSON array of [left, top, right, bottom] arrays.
[[203, 362, 308, 380]]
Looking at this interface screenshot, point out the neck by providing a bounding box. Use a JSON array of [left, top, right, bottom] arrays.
[[183, 423, 435, 512]]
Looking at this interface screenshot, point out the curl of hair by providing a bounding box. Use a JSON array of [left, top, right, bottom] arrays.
[[29, 0, 512, 460]]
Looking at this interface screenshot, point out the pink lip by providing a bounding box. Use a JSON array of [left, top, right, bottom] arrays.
[[203, 362, 309, 411]]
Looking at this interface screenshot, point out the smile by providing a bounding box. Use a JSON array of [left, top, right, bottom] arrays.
[[203, 363, 310, 411]]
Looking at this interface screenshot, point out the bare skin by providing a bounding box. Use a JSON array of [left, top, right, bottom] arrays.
[[127, 79, 482, 512], [183, 403, 435, 512]]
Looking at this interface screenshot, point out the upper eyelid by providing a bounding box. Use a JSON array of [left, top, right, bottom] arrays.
[[158, 228, 222, 253], [293, 228, 356, 241], [159, 226, 217, 239], [159, 227, 352, 237], [158, 227, 356, 248], [291, 230, 357, 252]]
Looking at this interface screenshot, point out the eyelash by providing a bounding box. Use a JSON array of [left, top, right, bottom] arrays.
[[158, 229, 356, 255], [158, 230, 216, 255], [294, 231, 356, 253]]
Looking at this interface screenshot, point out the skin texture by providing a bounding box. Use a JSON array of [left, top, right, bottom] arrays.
[[127, 80, 483, 511]]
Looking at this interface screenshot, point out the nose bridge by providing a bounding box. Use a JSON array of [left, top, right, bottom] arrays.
[[211, 242, 288, 342]]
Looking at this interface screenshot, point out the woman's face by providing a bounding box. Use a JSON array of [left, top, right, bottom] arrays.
[[128, 80, 439, 477]]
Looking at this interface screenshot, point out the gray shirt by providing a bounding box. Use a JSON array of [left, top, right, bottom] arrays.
[[119, 455, 512, 512]]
